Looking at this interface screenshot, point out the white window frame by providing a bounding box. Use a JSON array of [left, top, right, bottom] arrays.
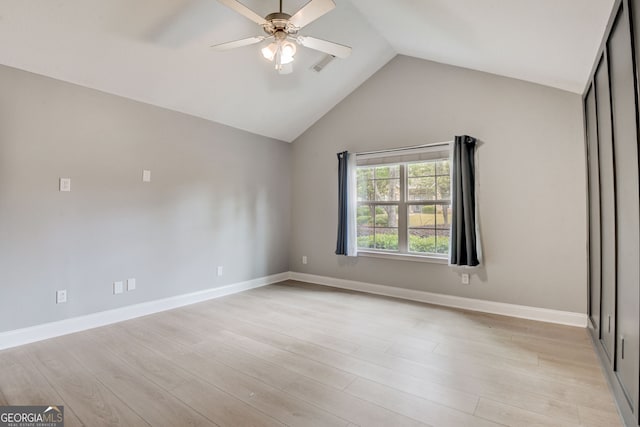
[[355, 144, 452, 263]]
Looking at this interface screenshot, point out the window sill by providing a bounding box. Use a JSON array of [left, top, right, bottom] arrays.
[[357, 250, 448, 264]]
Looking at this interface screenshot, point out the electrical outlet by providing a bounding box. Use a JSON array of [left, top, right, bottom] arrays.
[[56, 289, 67, 304], [59, 178, 71, 192], [461, 273, 470, 285], [113, 281, 124, 295], [142, 170, 151, 182], [217, 266, 223, 277], [127, 278, 136, 291], [302, 256, 308, 265]]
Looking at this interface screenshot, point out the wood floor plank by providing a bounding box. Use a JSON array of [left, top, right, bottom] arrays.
[[577, 404, 624, 427], [387, 340, 607, 391], [351, 346, 584, 423], [345, 377, 501, 427], [0, 350, 84, 427], [88, 326, 284, 427], [25, 341, 150, 427], [209, 326, 480, 414], [373, 340, 608, 406], [194, 299, 364, 354], [434, 338, 540, 364], [474, 398, 583, 427], [191, 333, 429, 427], [171, 350, 350, 427], [170, 379, 286, 427], [213, 295, 394, 352], [57, 333, 218, 427]]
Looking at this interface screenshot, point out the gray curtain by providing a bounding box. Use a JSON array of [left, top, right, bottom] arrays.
[[335, 151, 348, 255], [450, 136, 479, 266]]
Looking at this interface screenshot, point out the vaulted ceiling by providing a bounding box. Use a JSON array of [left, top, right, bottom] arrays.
[[0, 0, 615, 142]]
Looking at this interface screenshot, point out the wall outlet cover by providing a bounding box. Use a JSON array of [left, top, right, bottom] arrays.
[[127, 278, 136, 291], [217, 266, 223, 277], [302, 256, 308, 264], [56, 289, 67, 304], [142, 170, 151, 182], [462, 273, 470, 285], [113, 281, 124, 295], [59, 178, 71, 192]]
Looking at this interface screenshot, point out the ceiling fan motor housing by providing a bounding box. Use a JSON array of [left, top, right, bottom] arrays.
[[263, 12, 299, 36]]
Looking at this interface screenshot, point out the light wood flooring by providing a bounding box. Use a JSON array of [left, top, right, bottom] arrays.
[[0, 280, 623, 426]]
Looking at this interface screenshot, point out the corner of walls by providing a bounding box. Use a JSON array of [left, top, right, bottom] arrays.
[[0, 64, 292, 333], [288, 55, 587, 314]]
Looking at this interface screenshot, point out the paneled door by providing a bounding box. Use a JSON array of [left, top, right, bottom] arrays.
[[609, 2, 640, 411], [595, 52, 617, 363]]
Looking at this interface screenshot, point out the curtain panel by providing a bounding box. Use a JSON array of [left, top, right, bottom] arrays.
[[335, 151, 357, 256], [450, 135, 480, 266]]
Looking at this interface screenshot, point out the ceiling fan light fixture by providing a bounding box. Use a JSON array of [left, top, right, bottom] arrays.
[[281, 41, 297, 60], [261, 43, 277, 61], [262, 40, 297, 65]]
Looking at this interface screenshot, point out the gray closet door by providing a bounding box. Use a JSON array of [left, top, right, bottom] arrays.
[[585, 86, 602, 335], [595, 53, 617, 363], [609, 4, 640, 410]]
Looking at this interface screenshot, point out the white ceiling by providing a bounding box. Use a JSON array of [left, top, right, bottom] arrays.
[[350, 0, 615, 94], [0, 0, 615, 142]]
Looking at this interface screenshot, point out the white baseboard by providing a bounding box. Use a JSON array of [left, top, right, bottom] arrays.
[[0, 272, 289, 351], [289, 272, 588, 328], [0, 270, 588, 351]]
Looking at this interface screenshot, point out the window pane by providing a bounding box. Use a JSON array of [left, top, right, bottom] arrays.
[[408, 204, 435, 227], [357, 167, 374, 201], [408, 162, 435, 177], [374, 228, 398, 250], [357, 205, 373, 227], [436, 159, 450, 175], [375, 179, 400, 201], [357, 226, 374, 249], [375, 205, 399, 227], [436, 176, 451, 200], [408, 229, 436, 253], [436, 229, 451, 254], [436, 205, 452, 229], [408, 177, 435, 201], [357, 167, 373, 181], [375, 165, 399, 179], [357, 180, 374, 201]]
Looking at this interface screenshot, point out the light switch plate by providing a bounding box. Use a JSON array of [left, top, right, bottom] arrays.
[[113, 281, 124, 295], [59, 178, 71, 192], [142, 170, 151, 182], [217, 266, 223, 277], [127, 278, 136, 291]]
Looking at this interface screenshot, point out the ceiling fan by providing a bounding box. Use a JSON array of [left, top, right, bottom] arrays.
[[211, 0, 352, 74]]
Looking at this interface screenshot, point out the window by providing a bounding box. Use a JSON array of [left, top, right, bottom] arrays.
[[356, 151, 451, 258]]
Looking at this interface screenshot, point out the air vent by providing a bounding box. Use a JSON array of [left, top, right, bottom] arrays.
[[311, 54, 335, 72]]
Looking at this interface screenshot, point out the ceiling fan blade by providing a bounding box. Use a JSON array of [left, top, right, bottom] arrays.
[[296, 36, 351, 58], [211, 36, 266, 50], [289, 0, 336, 29], [216, 0, 267, 25]]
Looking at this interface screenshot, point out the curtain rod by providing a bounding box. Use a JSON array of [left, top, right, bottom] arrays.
[[356, 141, 452, 156]]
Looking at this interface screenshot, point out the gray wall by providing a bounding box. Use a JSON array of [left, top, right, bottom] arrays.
[[0, 65, 291, 332], [290, 55, 587, 313]]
